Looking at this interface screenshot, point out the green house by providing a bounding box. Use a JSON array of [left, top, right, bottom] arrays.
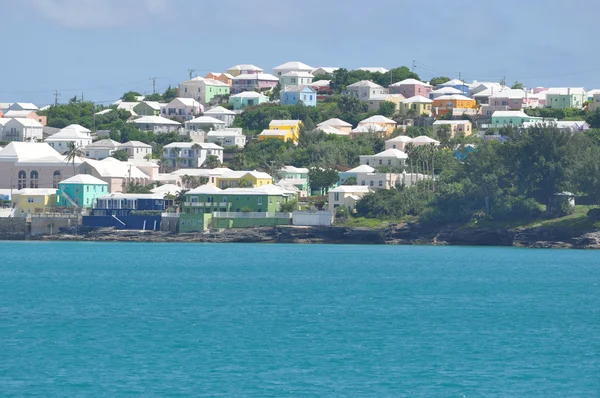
[[56, 174, 109, 208], [179, 184, 292, 232], [491, 111, 552, 127], [229, 91, 269, 110]]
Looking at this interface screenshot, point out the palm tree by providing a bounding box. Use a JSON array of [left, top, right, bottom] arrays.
[[65, 142, 85, 176]]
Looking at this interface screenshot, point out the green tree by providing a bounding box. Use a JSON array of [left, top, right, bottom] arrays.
[[279, 199, 298, 213], [511, 81, 524, 89], [162, 86, 177, 102], [111, 149, 129, 161], [270, 83, 282, 101], [122, 91, 141, 102], [378, 101, 397, 117], [585, 109, 600, 129], [309, 168, 339, 195], [342, 176, 357, 185], [65, 142, 84, 175], [203, 155, 222, 169], [429, 76, 451, 86], [124, 182, 153, 193]]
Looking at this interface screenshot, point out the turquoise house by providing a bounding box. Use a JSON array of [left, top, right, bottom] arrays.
[[229, 91, 269, 110], [490, 111, 553, 127], [545, 87, 587, 109], [281, 85, 317, 106], [57, 174, 109, 208]]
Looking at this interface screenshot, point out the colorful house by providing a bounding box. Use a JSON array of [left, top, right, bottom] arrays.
[[258, 129, 297, 144], [231, 73, 279, 94], [280, 71, 314, 87], [438, 79, 470, 95], [205, 72, 234, 86], [177, 77, 231, 105], [179, 185, 292, 232], [133, 101, 162, 116], [56, 174, 109, 208], [275, 166, 309, 196], [433, 94, 477, 117], [385, 135, 413, 151], [327, 185, 371, 212], [433, 120, 473, 138], [216, 170, 273, 189], [226, 64, 264, 77], [161, 98, 203, 121], [12, 188, 58, 216], [490, 110, 548, 127], [399, 95, 433, 116], [268, 120, 302, 143], [281, 85, 317, 106], [357, 115, 397, 135], [344, 80, 389, 101], [316, 118, 353, 133], [389, 78, 433, 98], [82, 193, 166, 230], [545, 87, 587, 109], [366, 94, 405, 112], [359, 148, 408, 168], [229, 91, 269, 110]]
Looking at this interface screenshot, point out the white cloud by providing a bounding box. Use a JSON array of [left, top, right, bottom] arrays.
[[21, 0, 169, 29]]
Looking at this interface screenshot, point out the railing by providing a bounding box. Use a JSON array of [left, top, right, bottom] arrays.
[[212, 212, 292, 219], [184, 202, 229, 207], [161, 213, 180, 218]]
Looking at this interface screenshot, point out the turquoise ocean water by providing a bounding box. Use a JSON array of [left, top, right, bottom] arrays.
[[0, 242, 599, 396]]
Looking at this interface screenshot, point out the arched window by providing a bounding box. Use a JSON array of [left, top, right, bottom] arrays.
[[30, 170, 39, 188], [17, 170, 26, 190], [53, 171, 61, 188]]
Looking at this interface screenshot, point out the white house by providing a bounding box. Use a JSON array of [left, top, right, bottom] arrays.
[[312, 67, 339, 75], [177, 77, 230, 104], [344, 80, 389, 101], [328, 185, 371, 211], [280, 71, 314, 87], [8, 102, 39, 111], [385, 135, 413, 150], [161, 98, 203, 120], [409, 135, 440, 147], [359, 148, 408, 168], [316, 118, 353, 133], [162, 142, 224, 169], [184, 116, 227, 132], [272, 61, 314, 77], [430, 87, 463, 99], [44, 125, 93, 153], [357, 67, 389, 73], [206, 129, 246, 148], [2, 118, 43, 142], [130, 116, 181, 133], [83, 139, 122, 160], [118, 141, 152, 159], [203, 106, 237, 127]]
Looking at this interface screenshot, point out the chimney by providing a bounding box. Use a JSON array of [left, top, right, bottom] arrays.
[[568, 87, 571, 96]]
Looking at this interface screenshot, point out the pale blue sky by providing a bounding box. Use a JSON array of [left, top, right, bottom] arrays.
[[1, 0, 598, 105]]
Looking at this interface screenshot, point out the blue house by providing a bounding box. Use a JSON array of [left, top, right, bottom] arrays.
[[438, 79, 469, 95], [281, 85, 317, 107], [453, 144, 478, 160], [82, 193, 166, 230]]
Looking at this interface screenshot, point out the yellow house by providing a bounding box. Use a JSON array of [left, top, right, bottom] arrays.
[[258, 129, 296, 144], [357, 115, 397, 136], [266, 119, 302, 144], [216, 170, 273, 188], [12, 188, 58, 217], [367, 94, 405, 112], [400, 95, 434, 117]]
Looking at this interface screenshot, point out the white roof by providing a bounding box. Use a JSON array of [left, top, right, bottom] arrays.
[[359, 115, 396, 124], [204, 106, 236, 116], [390, 78, 431, 87], [587, 89, 600, 96], [45, 127, 91, 141], [386, 135, 413, 143], [163, 142, 223, 150], [347, 80, 383, 89], [0, 142, 65, 163], [186, 116, 226, 125], [282, 85, 316, 93], [119, 141, 152, 148], [14, 188, 58, 196], [329, 185, 371, 193], [317, 118, 352, 128], [131, 116, 181, 125], [85, 139, 121, 149], [138, 101, 162, 110], [83, 158, 149, 179], [230, 91, 268, 99], [11, 102, 39, 110], [489, 89, 526, 99], [280, 165, 309, 174], [369, 94, 405, 101], [269, 119, 300, 126], [435, 94, 473, 101], [7, 118, 43, 127], [151, 184, 182, 196], [546, 87, 586, 95], [431, 87, 463, 95], [357, 67, 389, 73], [206, 130, 243, 138], [273, 61, 314, 72], [309, 80, 332, 87], [170, 167, 232, 177], [345, 165, 376, 173], [222, 185, 289, 196], [0, 118, 10, 126], [440, 79, 467, 87], [351, 123, 387, 133], [59, 174, 108, 185], [491, 110, 530, 118], [402, 95, 433, 104], [312, 67, 339, 74], [227, 64, 263, 72], [169, 97, 201, 107], [188, 184, 223, 194], [95, 109, 112, 115], [371, 148, 408, 159], [97, 193, 163, 200], [410, 136, 440, 144], [117, 102, 139, 111], [433, 120, 471, 125], [234, 73, 279, 81], [281, 71, 314, 78], [64, 124, 91, 133], [3, 110, 35, 118], [259, 129, 289, 137], [317, 126, 350, 136]]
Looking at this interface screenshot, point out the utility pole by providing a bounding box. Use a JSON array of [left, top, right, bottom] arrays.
[[81, 92, 84, 102], [53, 90, 61, 106], [458, 72, 461, 82], [412, 60, 416, 73], [188, 69, 195, 80], [150, 77, 157, 94]]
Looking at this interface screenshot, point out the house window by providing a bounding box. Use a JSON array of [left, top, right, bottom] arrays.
[[257, 198, 263, 205], [388, 160, 391, 165], [53, 170, 61, 188], [379, 160, 382, 165], [370, 180, 374, 186], [27, 197, 34, 203], [378, 180, 383, 187], [17, 170, 27, 190], [30, 170, 39, 188]]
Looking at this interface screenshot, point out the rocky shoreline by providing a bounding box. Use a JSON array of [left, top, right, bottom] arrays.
[[18, 223, 600, 249]]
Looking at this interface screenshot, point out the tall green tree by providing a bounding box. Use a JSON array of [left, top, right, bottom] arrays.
[[309, 168, 339, 195]]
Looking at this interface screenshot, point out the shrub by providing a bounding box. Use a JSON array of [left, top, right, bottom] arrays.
[[587, 208, 600, 222]]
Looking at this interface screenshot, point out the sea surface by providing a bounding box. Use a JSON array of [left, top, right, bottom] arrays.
[[0, 242, 599, 397]]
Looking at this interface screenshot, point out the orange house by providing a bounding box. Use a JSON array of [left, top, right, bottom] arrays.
[[433, 94, 477, 117], [205, 72, 234, 86]]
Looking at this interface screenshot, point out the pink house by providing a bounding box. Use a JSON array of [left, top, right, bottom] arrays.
[[389, 78, 432, 98], [231, 73, 279, 94]]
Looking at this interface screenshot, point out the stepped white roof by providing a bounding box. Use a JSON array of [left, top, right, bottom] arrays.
[[347, 80, 383, 89], [82, 158, 149, 179], [329, 185, 371, 193], [318, 126, 349, 135], [119, 141, 151, 148], [234, 73, 279, 81], [491, 110, 530, 118], [309, 80, 332, 88], [282, 71, 314, 78], [280, 165, 309, 174], [371, 148, 408, 159], [7, 118, 43, 127], [359, 115, 396, 124], [351, 123, 387, 133], [402, 95, 433, 104], [85, 139, 121, 149], [390, 78, 431, 87], [345, 165, 376, 173], [230, 91, 268, 99], [431, 87, 463, 95], [186, 116, 226, 125], [0, 142, 65, 163], [4, 110, 36, 118], [386, 135, 413, 143], [312, 67, 339, 74], [317, 118, 353, 128], [151, 184, 182, 196], [227, 64, 264, 72], [59, 174, 108, 185], [410, 135, 440, 144], [130, 116, 181, 125], [435, 94, 473, 101], [163, 142, 223, 149], [357, 67, 388, 73], [546, 87, 586, 95], [10, 102, 39, 110], [14, 188, 58, 196], [117, 102, 139, 112], [269, 119, 300, 127], [204, 106, 236, 115], [273, 61, 314, 72], [440, 79, 468, 87], [45, 127, 91, 141]]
